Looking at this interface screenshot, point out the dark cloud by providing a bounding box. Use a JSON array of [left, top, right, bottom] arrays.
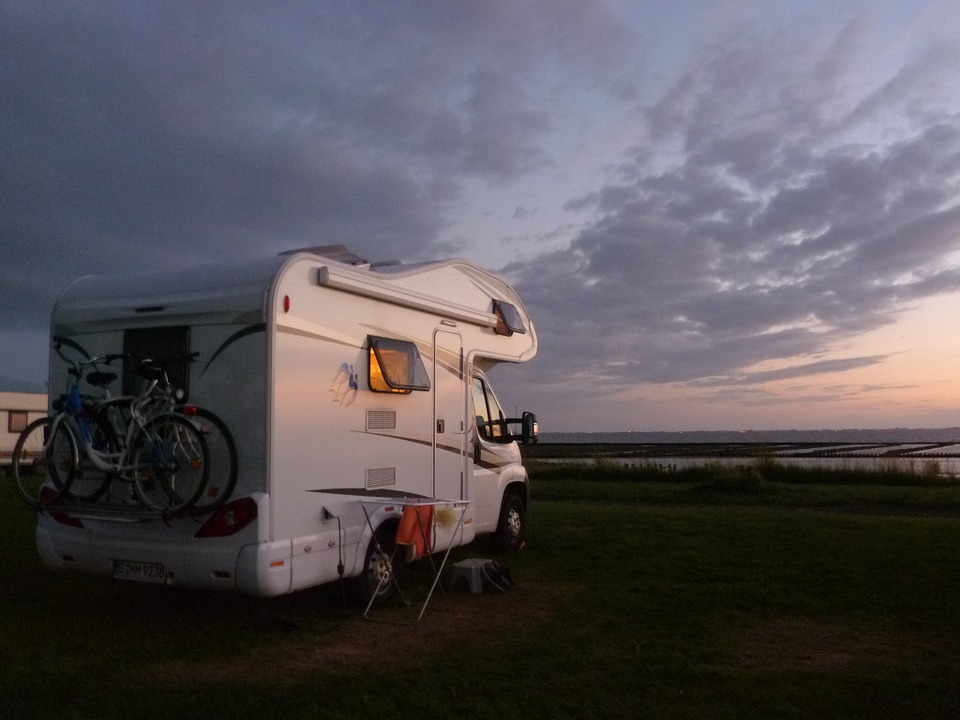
[[0, 1, 629, 255], [3, 3, 959, 429], [691, 355, 893, 386], [0, 1, 630, 387], [511, 20, 960, 401]]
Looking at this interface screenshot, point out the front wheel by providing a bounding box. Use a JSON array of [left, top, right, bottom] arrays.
[[131, 414, 209, 513], [493, 493, 526, 551], [12, 417, 77, 509]]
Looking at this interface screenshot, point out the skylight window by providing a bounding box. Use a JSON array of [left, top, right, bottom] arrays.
[[493, 300, 526, 336]]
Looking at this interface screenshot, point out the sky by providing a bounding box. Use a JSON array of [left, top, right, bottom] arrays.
[[4, 0, 960, 432]]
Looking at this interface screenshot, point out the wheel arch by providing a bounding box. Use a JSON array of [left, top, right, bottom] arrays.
[[347, 510, 401, 579], [502, 478, 528, 509]]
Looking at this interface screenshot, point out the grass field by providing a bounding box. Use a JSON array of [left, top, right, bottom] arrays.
[[2, 461, 960, 719]]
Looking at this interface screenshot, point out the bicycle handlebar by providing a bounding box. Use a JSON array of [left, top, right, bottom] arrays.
[[55, 341, 198, 369], [54, 341, 200, 391], [58, 351, 126, 378]]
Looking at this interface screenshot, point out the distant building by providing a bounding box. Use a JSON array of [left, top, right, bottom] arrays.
[[0, 391, 47, 466]]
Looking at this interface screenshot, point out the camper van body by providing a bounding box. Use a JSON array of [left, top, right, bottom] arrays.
[[36, 248, 537, 597]]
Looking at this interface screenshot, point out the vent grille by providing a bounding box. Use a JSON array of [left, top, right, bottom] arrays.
[[366, 409, 397, 431], [366, 467, 397, 489]]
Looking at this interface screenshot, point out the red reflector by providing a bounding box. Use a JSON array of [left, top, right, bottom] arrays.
[[178, 405, 198, 416], [51, 511, 84, 528], [195, 497, 258, 538], [40, 488, 84, 528], [283, 295, 291, 313]]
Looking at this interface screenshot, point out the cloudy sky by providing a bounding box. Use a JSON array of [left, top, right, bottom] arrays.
[[4, 0, 960, 432]]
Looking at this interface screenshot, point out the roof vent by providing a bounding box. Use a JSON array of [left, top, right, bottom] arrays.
[[279, 244, 370, 267]]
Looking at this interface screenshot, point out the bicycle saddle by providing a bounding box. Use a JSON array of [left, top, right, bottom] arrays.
[[87, 371, 118, 387]]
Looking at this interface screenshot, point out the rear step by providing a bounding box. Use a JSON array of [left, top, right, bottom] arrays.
[[43, 500, 173, 524]]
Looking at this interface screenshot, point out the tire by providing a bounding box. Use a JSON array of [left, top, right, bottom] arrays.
[[356, 527, 400, 607], [47, 419, 80, 492], [493, 493, 526, 551], [12, 417, 77, 509], [131, 414, 209, 513], [67, 410, 116, 503], [187, 408, 238, 515]]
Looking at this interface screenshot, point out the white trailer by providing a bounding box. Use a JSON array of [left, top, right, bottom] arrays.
[[1, 391, 47, 468], [36, 246, 538, 599]]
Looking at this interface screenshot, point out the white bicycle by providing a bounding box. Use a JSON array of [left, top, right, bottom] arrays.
[[13, 347, 209, 514]]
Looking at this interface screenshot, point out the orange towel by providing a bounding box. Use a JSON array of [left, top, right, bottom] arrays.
[[396, 505, 434, 557]]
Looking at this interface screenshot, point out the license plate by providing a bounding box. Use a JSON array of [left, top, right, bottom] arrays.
[[113, 559, 169, 585]]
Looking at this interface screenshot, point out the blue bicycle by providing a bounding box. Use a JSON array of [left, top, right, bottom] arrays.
[[12, 348, 209, 513]]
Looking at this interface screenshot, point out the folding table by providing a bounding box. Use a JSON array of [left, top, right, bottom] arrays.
[[358, 497, 470, 624]]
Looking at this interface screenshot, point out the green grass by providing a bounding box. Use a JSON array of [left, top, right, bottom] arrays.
[[528, 458, 960, 515], [2, 464, 960, 719]]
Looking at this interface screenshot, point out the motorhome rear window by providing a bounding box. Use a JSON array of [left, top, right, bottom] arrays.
[[123, 326, 191, 399], [493, 300, 526, 336], [368, 336, 431, 393]]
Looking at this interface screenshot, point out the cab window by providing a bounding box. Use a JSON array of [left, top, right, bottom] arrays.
[[472, 375, 506, 442]]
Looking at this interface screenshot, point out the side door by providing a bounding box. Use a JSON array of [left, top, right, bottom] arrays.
[[433, 329, 465, 501]]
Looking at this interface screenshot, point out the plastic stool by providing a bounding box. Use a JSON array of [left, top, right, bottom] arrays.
[[451, 558, 488, 594]]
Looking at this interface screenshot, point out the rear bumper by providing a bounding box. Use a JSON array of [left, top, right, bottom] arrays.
[[34, 494, 294, 597]]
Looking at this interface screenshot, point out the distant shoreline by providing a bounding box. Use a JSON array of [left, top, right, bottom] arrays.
[[540, 428, 960, 445], [524, 441, 960, 459]]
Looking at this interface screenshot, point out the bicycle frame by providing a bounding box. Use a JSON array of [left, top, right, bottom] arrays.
[[21, 344, 219, 515], [52, 380, 161, 479], [50, 348, 201, 485]]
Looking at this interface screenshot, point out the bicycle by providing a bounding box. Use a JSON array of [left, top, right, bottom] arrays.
[[12, 351, 125, 508], [13, 348, 210, 514], [130, 353, 238, 515]]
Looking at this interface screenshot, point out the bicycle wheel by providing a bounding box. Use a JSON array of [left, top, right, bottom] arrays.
[[131, 414, 209, 513], [188, 408, 238, 515], [68, 410, 117, 503], [12, 417, 77, 508]]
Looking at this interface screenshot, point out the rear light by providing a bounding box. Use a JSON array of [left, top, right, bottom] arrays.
[[40, 487, 84, 528], [194, 497, 257, 538]]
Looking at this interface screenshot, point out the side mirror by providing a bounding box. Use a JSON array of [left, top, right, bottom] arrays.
[[501, 411, 539, 445], [521, 411, 538, 445]]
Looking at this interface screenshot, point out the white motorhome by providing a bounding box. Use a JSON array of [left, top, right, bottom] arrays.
[[36, 246, 538, 599], [1, 391, 47, 468]]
